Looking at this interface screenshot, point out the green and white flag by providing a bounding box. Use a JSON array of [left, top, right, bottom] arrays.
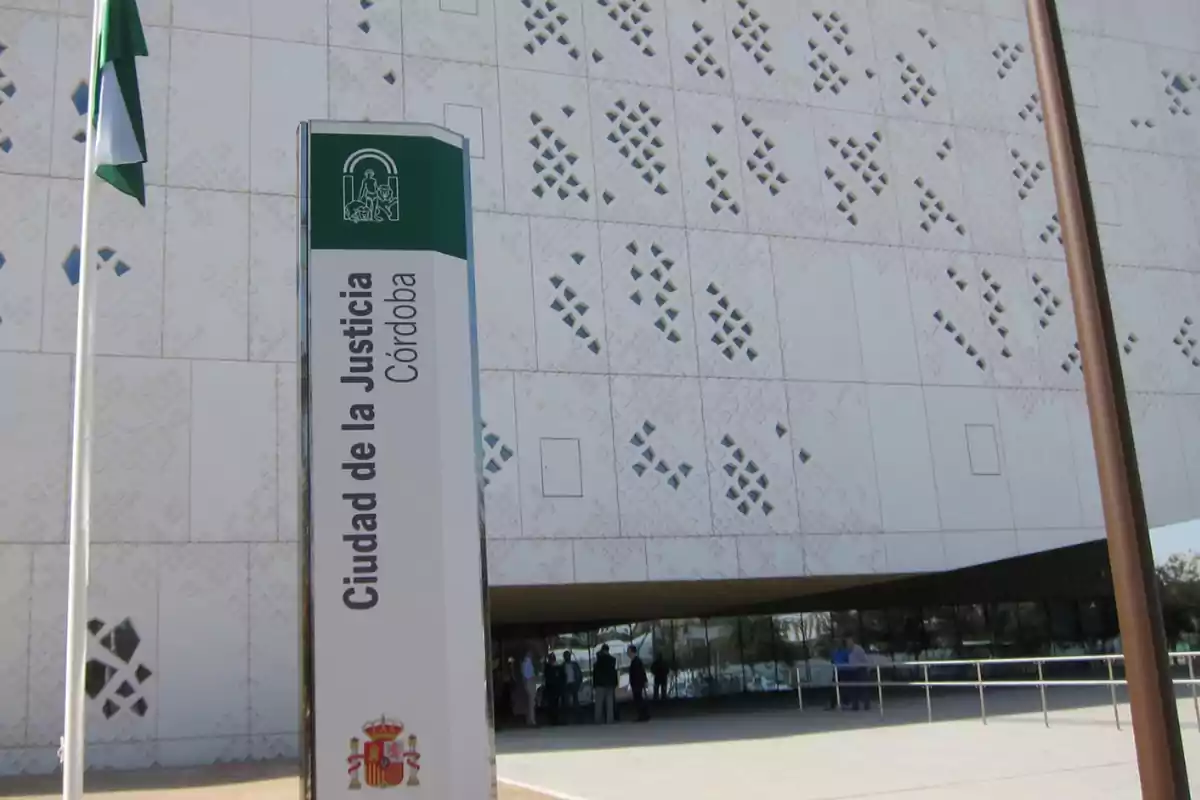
[[93, 0, 148, 206]]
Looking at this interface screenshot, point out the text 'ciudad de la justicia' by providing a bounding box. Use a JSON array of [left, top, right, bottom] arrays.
[[337, 271, 421, 611]]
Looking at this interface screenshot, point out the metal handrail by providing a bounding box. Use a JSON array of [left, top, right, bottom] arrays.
[[796, 650, 1200, 731]]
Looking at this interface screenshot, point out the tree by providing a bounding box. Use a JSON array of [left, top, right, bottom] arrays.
[[1156, 552, 1200, 646]]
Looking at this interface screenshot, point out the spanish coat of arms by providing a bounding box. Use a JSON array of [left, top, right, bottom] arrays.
[[347, 715, 421, 790]]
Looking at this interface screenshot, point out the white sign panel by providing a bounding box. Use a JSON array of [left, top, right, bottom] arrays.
[[299, 120, 493, 799]]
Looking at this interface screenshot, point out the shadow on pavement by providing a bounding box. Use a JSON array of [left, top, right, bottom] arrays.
[[0, 764, 556, 799], [495, 684, 1183, 755], [0, 761, 298, 798]]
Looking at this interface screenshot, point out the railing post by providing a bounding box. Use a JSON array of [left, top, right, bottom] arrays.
[[976, 662, 987, 725], [876, 664, 884, 720], [1189, 656, 1199, 732], [834, 664, 842, 712], [1037, 660, 1049, 728], [923, 664, 932, 724], [796, 667, 803, 712], [1108, 658, 1121, 731], [856, 652, 1195, 737]]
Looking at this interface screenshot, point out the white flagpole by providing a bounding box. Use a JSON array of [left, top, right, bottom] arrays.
[[62, 1, 106, 797]]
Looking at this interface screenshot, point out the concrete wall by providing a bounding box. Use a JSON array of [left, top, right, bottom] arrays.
[[1, 0, 1200, 773]]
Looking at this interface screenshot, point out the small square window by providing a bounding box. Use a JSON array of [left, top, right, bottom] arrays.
[[540, 437, 583, 497], [444, 103, 485, 159], [965, 423, 1001, 476], [1091, 182, 1121, 227]]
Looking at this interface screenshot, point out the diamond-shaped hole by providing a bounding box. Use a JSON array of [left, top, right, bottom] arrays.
[[108, 618, 141, 662], [71, 81, 89, 117], [85, 660, 115, 699]]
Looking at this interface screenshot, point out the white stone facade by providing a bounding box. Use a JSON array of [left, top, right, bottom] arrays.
[[2, 0, 1200, 774]]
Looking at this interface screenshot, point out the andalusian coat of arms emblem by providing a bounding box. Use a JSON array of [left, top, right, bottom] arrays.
[[347, 715, 421, 790], [343, 148, 401, 224]]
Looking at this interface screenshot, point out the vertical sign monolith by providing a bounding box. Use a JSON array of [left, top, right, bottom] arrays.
[[298, 120, 493, 800]]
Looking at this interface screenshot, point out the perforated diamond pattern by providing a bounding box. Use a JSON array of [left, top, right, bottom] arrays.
[[596, 0, 656, 57], [731, 0, 775, 76], [628, 240, 683, 344], [1031, 272, 1064, 330], [604, 99, 668, 197], [1174, 316, 1199, 367], [481, 421, 516, 487], [807, 10, 854, 95], [719, 434, 773, 516], [825, 132, 888, 226], [685, 21, 727, 79], [522, 0, 582, 59], [630, 420, 693, 489], [1010, 149, 1046, 200], [740, 113, 789, 196], [705, 282, 758, 362], [992, 42, 1025, 79], [529, 109, 591, 203], [549, 269, 602, 355]]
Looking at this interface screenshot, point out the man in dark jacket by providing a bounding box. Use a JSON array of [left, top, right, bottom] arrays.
[[593, 644, 617, 724], [628, 645, 650, 721], [543, 652, 564, 725], [562, 650, 582, 723]]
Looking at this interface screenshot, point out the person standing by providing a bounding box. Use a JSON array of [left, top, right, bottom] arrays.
[[651, 653, 670, 702], [628, 645, 650, 722], [593, 644, 617, 724], [543, 652, 564, 725], [828, 641, 849, 710], [521, 652, 537, 726], [505, 657, 521, 725], [846, 636, 871, 711], [562, 650, 582, 722], [492, 657, 506, 725]]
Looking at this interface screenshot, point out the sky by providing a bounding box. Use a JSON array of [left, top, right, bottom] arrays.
[[1151, 519, 1200, 564]]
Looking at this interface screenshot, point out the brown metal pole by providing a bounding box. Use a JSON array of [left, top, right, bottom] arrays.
[[1025, 2, 1190, 797]]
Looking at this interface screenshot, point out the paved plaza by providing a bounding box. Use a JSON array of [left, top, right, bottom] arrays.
[[0, 765, 551, 800], [497, 690, 1200, 800], [3, 691, 1200, 799]]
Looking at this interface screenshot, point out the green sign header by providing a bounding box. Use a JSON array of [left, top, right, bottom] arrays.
[[308, 128, 468, 258]]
